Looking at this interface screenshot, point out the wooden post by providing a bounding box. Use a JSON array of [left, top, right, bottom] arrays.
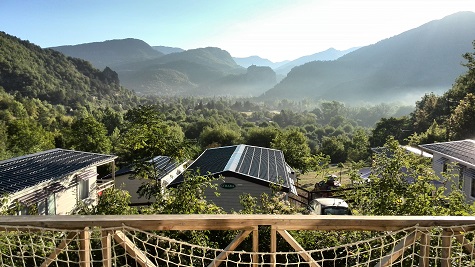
[[79, 227, 91, 267], [441, 229, 452, 267], [252, 226, 259, 267], [270, 226, 277, 267], [419, 231, 430, 267], [111, 161, 116, 181], [101, 230, 112, 267]]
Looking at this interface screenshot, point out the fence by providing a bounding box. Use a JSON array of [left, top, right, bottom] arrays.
[[0, 214, 474, 266]]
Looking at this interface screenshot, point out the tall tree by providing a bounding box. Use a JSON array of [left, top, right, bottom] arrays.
[[448, 93, 475, 140], [65, 116, 112, 153], [271, 128, 311, 173]]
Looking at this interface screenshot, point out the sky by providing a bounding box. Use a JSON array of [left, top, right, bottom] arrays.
[[1, 0, 475, 62]]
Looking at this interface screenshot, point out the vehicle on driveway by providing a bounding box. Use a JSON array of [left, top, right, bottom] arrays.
[[307, 197, 352, 215]]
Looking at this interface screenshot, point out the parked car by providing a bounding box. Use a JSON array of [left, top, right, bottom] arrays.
[[307, 197, 352, 215]]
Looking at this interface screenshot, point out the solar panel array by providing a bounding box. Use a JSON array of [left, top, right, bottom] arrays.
[[150, 156, 180, 179], [189, 146, 237, 176], [234, 145, 289, 187], [0, 149, 116, 194], [420, 140, 475, 166]]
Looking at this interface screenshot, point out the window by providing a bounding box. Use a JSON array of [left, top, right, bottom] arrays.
[[37, 194, 56, 215], [78, 178, 89, 200]]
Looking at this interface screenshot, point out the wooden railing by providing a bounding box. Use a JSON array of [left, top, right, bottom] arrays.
[[96, 180, 114, 194], [0, 215, 474, 267]]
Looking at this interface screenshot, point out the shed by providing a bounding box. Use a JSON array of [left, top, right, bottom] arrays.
[[169, 144, 297, 212]]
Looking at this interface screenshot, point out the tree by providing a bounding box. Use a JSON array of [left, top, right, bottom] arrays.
[[117, 105, 188, 198], [319, 135, 349, 163], [347, 128, 370, 162], [346, 138, 475, 216], [199, 124, 241, 148], [448, 93, 475, 140], [370, 116, 412, 147], [65, 116, 112, 154], [244, 127, 280, 148], [271, 128, 311, 173], [6, 118, 55, 156]]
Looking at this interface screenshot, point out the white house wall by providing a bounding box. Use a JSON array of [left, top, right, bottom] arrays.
[[431, 152, 475, 203], [6, 166, 99, 215]]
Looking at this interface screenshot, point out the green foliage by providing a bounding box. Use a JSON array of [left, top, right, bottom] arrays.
[[271, 128, 312, 173], [408, 120, 446, 146], [244, 126, 279, 148], [145, 172, 224, 215], [199, 124, 241, 148], [77, 187, 138, 215], [370, 116, 412, 147], [6, 118, 55, 156], [65, 116, 112, 153], [319, 135, 349, 163], [347, 138, 475, 216], [448, 93, 475, 140]]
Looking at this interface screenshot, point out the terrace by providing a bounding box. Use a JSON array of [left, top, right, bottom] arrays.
[[0, 215, 474, 267]]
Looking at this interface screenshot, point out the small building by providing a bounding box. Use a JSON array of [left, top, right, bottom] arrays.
[[169, 144, 297, 212], [0, 149, 117, 215], [110, 156, 188, 205], [419, 139, 475, 202]]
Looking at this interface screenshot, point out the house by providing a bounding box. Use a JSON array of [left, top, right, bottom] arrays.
[[110, 156, 188, 205], [419, 139, 475, 202], [169, 144, 298, 212], [0, 148, 117, 215]]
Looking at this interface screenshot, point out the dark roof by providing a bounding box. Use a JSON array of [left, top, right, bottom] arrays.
[[170, 145, 296, 193], [109, 156, 182, 179], [419, 140, 475, 167], [0, 149, 117, 194]]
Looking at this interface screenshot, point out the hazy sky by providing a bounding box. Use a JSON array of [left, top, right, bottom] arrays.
[[1, 0, 475, 62]]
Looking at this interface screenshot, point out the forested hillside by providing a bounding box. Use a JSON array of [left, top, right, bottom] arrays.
[[51, 38, 164, 69], [52, 40, 280, 97], [0, 32, 139, 109], [264, 12, 475, 104]]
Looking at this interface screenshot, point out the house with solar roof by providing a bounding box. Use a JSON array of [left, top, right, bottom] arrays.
[[0, 148, 117, 215], [110, 156, 188, 205], [419, 140, 475, 202], [169, 144, 297, 212]]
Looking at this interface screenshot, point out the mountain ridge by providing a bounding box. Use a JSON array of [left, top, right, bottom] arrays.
[[262, 11, 475, 104]]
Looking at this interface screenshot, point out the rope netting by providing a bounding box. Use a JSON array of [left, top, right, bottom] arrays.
[[0, 224, 474, 267]]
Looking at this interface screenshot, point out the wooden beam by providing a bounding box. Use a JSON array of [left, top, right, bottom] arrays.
[[277, 230, 321, 267], [101, 230, 112, 267], [79, 227, 91, 267], [40, 231, 78, 267], [252, 227, 259, 267], [375, 230, 420, 267], [419, 231, 430, 267], [2, 215, 475, 231], [270, 226, 277, 267], [454, 232, 475, 257], [113, 230, 157, 267], [207, 230, 252, 267], [441, 229, 452, 267]]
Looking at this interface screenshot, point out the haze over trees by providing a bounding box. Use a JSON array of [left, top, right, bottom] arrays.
[[2, 15, 475, 265]]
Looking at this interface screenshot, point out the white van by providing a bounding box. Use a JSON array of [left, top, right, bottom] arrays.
[[308, 198, 352, 215]]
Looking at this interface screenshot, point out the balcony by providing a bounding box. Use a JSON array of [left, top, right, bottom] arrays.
[[0, 215, 474, 266]]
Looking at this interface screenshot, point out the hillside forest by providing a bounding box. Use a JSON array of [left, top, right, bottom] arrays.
[[3, 25, 475, 265], [1, 30, 475, 208]]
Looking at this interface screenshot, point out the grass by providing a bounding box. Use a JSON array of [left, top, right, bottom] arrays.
[[296, 165, 354, 191]]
